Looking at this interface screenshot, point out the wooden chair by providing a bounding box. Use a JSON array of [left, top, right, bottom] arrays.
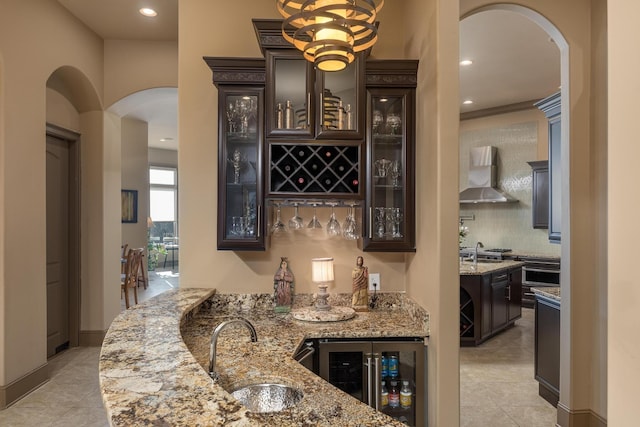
[[137, 252, 149, 289], [121, 244, 129, 274], [121, 248, 142, 308]]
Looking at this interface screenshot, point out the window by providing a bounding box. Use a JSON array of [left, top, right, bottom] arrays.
[[149, 166, 178, 244]]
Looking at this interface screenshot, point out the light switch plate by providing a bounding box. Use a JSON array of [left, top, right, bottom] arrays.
[[369, 273, 380, 291]]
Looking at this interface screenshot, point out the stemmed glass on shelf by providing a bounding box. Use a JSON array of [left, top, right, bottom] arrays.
[[288, 203, 304, 230], [307, 203, 322, 229], [271, 203, 287, 234], [326, 202, 341, 237], [342, 202, 359, 240]]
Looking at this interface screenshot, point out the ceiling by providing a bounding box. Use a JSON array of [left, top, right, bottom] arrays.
[[57, 1, 560, 151]]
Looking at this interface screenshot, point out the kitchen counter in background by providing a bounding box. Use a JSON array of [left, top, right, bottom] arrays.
[[459, 259, 524, 275], [532, 286, 561, 301], [99, 289, 429, 426]]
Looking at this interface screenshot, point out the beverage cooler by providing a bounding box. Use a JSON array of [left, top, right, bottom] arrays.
[[318, 337, 427, 426]]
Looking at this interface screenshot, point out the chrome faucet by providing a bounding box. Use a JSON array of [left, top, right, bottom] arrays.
[[209, 318, 257, 380], [474, 241, 484, 268]]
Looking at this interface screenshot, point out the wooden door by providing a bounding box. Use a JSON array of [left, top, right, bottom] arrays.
[[46, 135, 70, 357]]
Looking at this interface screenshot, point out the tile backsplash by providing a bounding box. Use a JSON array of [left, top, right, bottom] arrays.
[[459, 118, 560, 256]]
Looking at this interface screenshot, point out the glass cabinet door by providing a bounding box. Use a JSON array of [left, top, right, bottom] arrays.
[[218, 87, 265, 250], [316, 57, 364, 140], [361, 88, 416, 252], [266, 50, 315, 138]]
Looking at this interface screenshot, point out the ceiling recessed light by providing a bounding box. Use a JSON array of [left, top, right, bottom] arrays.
[[139, 8, 158, 17], [460, 59, 473, 66], [379, 97, 388, 102], [160, 137, 174, 142], [463, 100, 473, 105]]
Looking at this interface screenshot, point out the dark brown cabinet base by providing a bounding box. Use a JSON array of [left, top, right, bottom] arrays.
[[534, 293, 560, 407], [460, 266, 522, 346]]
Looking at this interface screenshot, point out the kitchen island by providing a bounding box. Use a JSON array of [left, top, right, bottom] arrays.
[[459, 260, 524, 346], [99, 289, 429, 426]]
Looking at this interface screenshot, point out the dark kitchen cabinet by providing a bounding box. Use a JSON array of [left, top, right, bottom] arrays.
[[507, 267, 522, 322], [491, 271, 509, 332], [527, 160, 549, 229], [360, 61, 417, 252], [205, 58, 266, 251], [535, 92, 561, 243], [534, 292, 560, 407], [207, 21, 418, 251], [257, 19, 365, 141], [460, 266, 522, 346]]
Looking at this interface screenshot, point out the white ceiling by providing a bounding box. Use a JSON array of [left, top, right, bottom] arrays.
[[57, 1, 560, 151]]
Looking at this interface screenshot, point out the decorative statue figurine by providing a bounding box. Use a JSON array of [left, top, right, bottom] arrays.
[[351, 256, 369, 312], [274, 257, 294, 313]]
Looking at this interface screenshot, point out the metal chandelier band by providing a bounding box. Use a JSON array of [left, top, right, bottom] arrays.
[[276, 0, 384, 72]]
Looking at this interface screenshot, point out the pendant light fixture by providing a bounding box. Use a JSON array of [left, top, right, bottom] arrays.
[[276, 0, 384, 72]]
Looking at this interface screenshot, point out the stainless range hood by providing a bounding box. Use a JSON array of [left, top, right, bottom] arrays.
[[459, 146, 518, 204]]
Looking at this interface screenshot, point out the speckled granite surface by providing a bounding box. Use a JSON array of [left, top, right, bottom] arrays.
[[459, 259, 524, 275], [99, 289, 429, 426], [532, 286, 561, 301]]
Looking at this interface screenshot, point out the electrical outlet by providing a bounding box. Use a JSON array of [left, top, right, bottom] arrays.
[[369, 273, 380, 292]]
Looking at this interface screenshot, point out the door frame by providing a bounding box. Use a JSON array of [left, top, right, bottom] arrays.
[[46, 123, 81, 349]]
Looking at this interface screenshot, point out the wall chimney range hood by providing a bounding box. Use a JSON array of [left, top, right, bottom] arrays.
[[459, 146, 518, 204]]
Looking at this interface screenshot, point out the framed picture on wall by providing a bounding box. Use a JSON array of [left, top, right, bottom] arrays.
[[121, 189, 138, 223]]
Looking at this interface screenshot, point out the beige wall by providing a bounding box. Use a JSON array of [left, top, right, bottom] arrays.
[[149, 148, 178, 167], [0, 0, 178, 395], [402, 1, 462, 425], [104, 40, 178, 108], [460, 109, 561, 256], [0, 0, 105, 386], [121, 118, 149, 253], [608, 1, 637, 425], [177, 0, 410, 296]]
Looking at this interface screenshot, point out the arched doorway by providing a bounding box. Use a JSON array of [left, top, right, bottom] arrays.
[[459, 4, 570, 425]]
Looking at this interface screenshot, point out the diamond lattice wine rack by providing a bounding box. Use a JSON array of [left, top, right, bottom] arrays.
[[269, 143, 362, 196]]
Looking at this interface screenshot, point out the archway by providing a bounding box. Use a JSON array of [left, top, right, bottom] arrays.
[[46, 65, 102, 353], [459, 4, 570, 425]]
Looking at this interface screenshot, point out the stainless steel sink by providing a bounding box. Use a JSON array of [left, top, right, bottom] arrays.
[[231, 383, 303, 413]]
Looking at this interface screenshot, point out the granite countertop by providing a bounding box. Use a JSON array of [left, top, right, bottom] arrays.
[[99, 289, 429, 426], [532, 286, 561, 301], [459, 259, 525, 275]]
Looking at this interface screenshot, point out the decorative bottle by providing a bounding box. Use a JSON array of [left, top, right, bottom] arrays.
[[380, 381, 388, 408], [388, 380, 400, 408], [284, 100, 294, 129], [400, 380, 412, 409], [345, 104, 353, 130], [276, 103, 284, 129]]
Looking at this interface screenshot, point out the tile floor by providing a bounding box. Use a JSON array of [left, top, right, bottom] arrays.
[[460, 308, 558, 426], [1, 273, 556, 426]]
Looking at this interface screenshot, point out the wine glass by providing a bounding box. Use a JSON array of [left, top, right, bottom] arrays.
[[342, 203, 359, 240], [326, 203, 341, 237], [288, 203, 304, 230], [390, 160, 402, 187], [387, 207, 404, 238], [307, 203, 322, 229], [271, 203, 287, 234], [375, 207, 386, 238]]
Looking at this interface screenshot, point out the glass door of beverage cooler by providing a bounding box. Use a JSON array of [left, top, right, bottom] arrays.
[[373, 340, 426, 426], [319, 338, 427, 427]]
